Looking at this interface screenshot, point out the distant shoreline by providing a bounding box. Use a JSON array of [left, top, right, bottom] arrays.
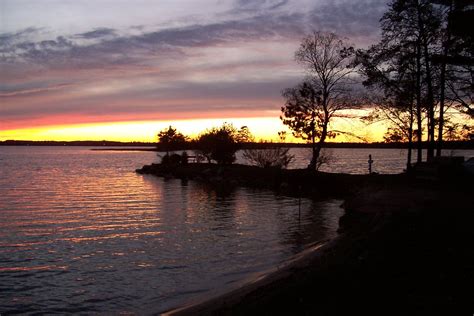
[[1, 140, 473, 150], [90, 148, 157, 151]]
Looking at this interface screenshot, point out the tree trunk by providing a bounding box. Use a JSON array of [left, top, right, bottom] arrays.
[[309, 117, 328, 171], [417, 0, 435, 161], [308, 129, 317, 169], [416, 40, 423, 163], [313, 123, 328, 171], [437, 2, 452, 157], [437, 56, 447, 157], [307, 102, 318, 169], [424, 48, 436, 162], [407, 100, 414, 172]]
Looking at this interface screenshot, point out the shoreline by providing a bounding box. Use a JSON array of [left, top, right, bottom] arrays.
[[136, 163, 410, 200], [162, 240, 332, 315], [163, 184, 473, 315], [90, 148, 157, 151]]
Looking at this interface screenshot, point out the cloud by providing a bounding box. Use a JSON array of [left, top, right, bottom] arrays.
[[0, 73, 293, 123], [75, 27, 116, 39], [1, 1, 385, 71], [1, 12, 306, 83], [234, 0, 290, 12], [308, 0, 387, 40], [0, 83, 75, 97], [0, 27, 41, 45], [1, 0, 389, 132]]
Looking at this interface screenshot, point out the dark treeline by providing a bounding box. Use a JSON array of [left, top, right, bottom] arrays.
[[278, 1, 472, 170], [355, 0, 473, 170], [3, 139, 473, 150]]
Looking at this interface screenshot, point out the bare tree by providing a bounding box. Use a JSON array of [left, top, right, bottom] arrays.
[[281, 32, 357, 170], [243, 131, 294, 169], [243, 147, 294, 169]]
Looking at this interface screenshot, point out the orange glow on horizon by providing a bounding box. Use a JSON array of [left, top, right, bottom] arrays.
[[1, 117, 287, 142], [1, 114, 387, 143]]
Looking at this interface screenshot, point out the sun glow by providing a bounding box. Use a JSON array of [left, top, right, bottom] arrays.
[[1, 113, 388, 143], [0, 117, 289, 142]]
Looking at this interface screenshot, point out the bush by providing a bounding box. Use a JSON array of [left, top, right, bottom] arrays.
[[160, 153, 183, 165], [243, 147, 294, 169], [196, 123, 241, 165]]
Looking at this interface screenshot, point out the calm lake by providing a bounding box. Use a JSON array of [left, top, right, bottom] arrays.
[[1, 146, 472, 314]]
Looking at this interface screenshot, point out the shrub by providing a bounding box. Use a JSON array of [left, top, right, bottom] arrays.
[[243, 147, 294, 169], [160, 153, 182, 165], [196, 123, 241, 165]]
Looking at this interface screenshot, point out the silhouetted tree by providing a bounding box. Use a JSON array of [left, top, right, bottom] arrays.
[[428, 0, 474, 155], [443, 120, 473, 141], [359, 0, 472, 163], [196, 123, 244, 165], [157, 126, 187, 156], [235, 125, 253, 143], [281, 32, 358, 170], [385, 0, 441, 161], [357, 35, 419, 168]]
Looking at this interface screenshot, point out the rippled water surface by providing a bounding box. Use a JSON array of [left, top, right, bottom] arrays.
[[0, 147, 347, 314], [2, 146, 472, 314], [239, 147, 474, 173]]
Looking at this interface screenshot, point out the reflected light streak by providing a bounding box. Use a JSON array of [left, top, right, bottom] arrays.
[[0, 265, 68, 272], [61, 231, 163, 243]]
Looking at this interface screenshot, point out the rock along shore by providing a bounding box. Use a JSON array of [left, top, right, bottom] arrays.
[[136, 163, 408, 199]]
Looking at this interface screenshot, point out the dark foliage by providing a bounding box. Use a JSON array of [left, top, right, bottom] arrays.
[[157, 126, 188, 154], [196, 123, 245, 165], [160, 153, 182, 165]]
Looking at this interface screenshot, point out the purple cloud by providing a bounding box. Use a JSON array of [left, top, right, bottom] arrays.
[[1, 0, 390, 130]]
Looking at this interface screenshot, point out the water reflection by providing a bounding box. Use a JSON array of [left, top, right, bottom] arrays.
[[0, 147, 344, 314], [276, 199, 344, 253]]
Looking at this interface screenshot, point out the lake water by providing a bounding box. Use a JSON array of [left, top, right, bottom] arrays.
[[276, 147, 474, 173], [1, 146, 472, 314], [0, 146, 345, 314]]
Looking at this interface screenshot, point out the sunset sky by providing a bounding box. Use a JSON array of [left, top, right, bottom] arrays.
[[1, 0, 390, 142]]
